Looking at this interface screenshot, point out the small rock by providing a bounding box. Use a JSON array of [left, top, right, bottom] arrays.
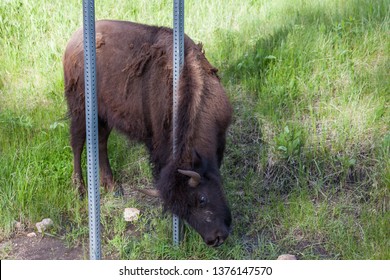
[[36, 218, 54, 233], [124, 208, 140, 222], [277, 254, 297, 260], [27, 232, 37, 238], [14, 221, 22, 230]]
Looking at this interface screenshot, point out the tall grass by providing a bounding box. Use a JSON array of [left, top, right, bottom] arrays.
[[0, 0, 389, 259]]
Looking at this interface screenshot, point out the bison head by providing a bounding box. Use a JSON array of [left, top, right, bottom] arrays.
[[157, 152, 232, 247]]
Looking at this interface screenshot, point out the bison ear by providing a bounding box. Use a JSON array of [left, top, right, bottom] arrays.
[[178, 169, 201, 188]]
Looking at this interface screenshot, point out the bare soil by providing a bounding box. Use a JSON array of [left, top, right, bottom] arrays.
[[0, 234, 85, 260]]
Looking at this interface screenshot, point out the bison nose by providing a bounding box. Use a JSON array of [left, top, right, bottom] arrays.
[[205, 230, 229, 247]]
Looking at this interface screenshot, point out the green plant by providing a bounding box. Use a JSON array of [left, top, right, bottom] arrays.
[[275, 126, 305, 162]]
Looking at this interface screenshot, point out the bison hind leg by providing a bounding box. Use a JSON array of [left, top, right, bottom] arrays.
[[98, 119, 124, 196], [70, 116, 86, 198], [70, 114, 123, 197]]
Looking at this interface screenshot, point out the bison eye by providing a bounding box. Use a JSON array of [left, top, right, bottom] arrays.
[[199, 195, 207, 207]]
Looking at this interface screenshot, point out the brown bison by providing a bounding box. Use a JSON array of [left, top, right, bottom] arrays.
[[63, 20, 232, 246]]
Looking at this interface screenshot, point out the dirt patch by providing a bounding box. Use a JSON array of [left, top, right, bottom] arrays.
[[0, 234, 86, 260]]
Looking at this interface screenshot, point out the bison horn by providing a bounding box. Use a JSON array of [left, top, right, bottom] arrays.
[[178, 169, 201, 187]]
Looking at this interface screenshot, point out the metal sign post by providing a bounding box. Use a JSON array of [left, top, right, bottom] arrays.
[[83, 0, 101, 260], [172, 0, 185, 246]]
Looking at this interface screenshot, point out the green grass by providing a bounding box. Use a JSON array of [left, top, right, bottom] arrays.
[[0, 0, 389, 259]]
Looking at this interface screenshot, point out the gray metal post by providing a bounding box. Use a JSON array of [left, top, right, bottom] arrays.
[[172, 0, 185, 246], [83, 0, 101, 260]]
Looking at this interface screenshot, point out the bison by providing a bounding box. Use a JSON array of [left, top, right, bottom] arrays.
[[63, 20, 232, 247]]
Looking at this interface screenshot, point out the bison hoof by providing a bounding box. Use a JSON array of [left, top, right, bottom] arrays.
[[114, 185, 124, 197], [79, 191, 86, 200]]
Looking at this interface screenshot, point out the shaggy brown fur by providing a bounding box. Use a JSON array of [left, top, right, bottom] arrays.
[[63, 20, 232, 246]]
